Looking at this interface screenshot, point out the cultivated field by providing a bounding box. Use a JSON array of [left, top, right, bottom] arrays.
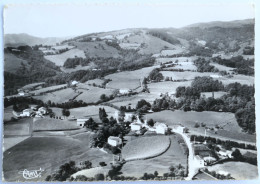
[[219, 74, 254, 85], [75, 86, 115, 104], [3, 132, 113, 182], [34, 88, 79, 103], [207, 161, 258, 180], [161, 71, 220, 81], [105, 66, 157, 89], [30, 84, 67, 95], [44, 48, 86, 66], [148, 81, 192, 96], [211, 63, 234, 72], [122, 136, 170, 161], [33, 118, 79, 131], [119, 43, 140, 50], [72, 41, 121, 58], [121, 135, 187, 177], [4, 118, 32, 136], [160, 49, 185, 56], [146, 110, 256, 143], [51, 105, 117, 123]]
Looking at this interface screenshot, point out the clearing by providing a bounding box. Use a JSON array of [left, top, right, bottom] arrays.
[[44, 48, 86, 66]]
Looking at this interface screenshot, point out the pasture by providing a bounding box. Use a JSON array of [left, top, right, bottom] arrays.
[[44, 48, 86, 66], [4, 118, 32, 136], [71, 167, 110, 179], [85, 79, 104, 86], [161, 71, 220, 81], [119, 43, 140, 50], [121, 135, 187, 177], [122, 135, 170, 161], [4, 106, 16, 122], [72, 41, 121, 58], [207, 161, 258, 180], [211, 63, 234, 72], [61, 65, 92, 73], [146, 110, 256, 143], [30, 84, 67, 95], [160, 48, 184, 56], [219, 74, 254, 85], [75, 86, 115, 103], [34, 87, 79, 103], [33, 118, 79, 131], [51, 105, 117, 123], [3, 132, 113, 182], [105, 66, 157, 89]]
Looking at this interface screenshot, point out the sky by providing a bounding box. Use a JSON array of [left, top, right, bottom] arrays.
[[4, 3, 255, 38]]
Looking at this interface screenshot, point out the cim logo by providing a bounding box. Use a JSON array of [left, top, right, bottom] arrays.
[[18, 168, 44, 179]]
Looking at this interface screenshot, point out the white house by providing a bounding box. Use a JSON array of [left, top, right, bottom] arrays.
[[218, 150, 233, 158], [38, 107, 47, 115], [154, 122, 168, 134], [108, 136, 122, 147], [20, 109, 33, 117], [119, 88, 132, 95], [71, 81, 79, 86], [195, 155, 205, 167], [77, 118, 89, 127], [130, 123, 142, 131], [18, 91, 25, 96]]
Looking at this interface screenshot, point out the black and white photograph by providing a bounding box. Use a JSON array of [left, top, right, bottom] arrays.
[[1, 1, 258, 182]]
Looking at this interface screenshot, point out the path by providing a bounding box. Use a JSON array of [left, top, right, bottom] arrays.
[[171, 129, 200, 180]]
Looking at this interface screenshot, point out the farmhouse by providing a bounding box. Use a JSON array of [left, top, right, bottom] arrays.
[[108, 136, 122, 147], [77, 118, 89, 127], [218, 150, 233, 158], [195, 155, 205, 167], [20, 109, 33, 117], [71, 81, 79, 86], [154, 122, 168, 134], [38, 107, 47, 115], [194, 144, 212, 158], [119, 88, 132, 95], [130, 123, 142, 131]]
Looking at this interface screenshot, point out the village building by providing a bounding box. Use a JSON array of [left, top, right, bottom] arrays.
[[119, 88, 132, 95], [195, 155, 205, 167], [130, 123, 142, 131], [71, 81, 79, 86], [154, 122, 168, 134], [218, 150, 233, 158], [107, 136, 122, 147], [20, 109, 33, 117], [77, 118, 89, 127], [38, 107, 47, 115]]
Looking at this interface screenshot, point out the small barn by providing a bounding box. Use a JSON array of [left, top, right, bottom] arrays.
[[130, 123, 142, 131]]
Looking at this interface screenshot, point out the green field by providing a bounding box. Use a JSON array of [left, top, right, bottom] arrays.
[[207, 161, 258, 180], [34, 87, 79, 103], [3, 132, 113, 182], [146, 110, 256, 143], [122, 135, 170, 161], [75, 86, 115, 103], [51, 105, 117, 123], [44, 48, 86, 66], [121, 135, 187, 177], [33, 118, 79, 131], [105, 66, 157, 89]]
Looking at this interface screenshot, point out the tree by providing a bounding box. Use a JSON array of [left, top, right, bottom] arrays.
[[62, 108, 70, 117], [232, 149, 243, 161], [147, 119, 155, 127], [95, 173, 105, 181], [99, 162, 107, 167], [100, 94, 107, 101], [154, 171, 159, 177]]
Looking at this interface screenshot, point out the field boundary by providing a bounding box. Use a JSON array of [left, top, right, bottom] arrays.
[[124, 137, 171, 162]]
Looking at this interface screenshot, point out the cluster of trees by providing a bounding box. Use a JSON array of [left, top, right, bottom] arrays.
[[148, 68, 164, 81], [193, 58, 219, 72], [136, 99, 151, 113], [232, 149, 257, 166], [212, 56, 254, 76], [148, 30, 180, 45], [243, 46, 254, 55], [203, 169, 234, 180], [151, 97, 176, 112], [4, 47, 61, 95]]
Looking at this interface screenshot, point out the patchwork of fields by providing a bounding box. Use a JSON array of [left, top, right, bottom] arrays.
[[146, 110, 256, 143], [121, 135, 187, 177], [44, 48, 86, 66]]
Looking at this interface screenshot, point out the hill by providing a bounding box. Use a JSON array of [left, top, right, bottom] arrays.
[[4, 33, 70, 47]]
